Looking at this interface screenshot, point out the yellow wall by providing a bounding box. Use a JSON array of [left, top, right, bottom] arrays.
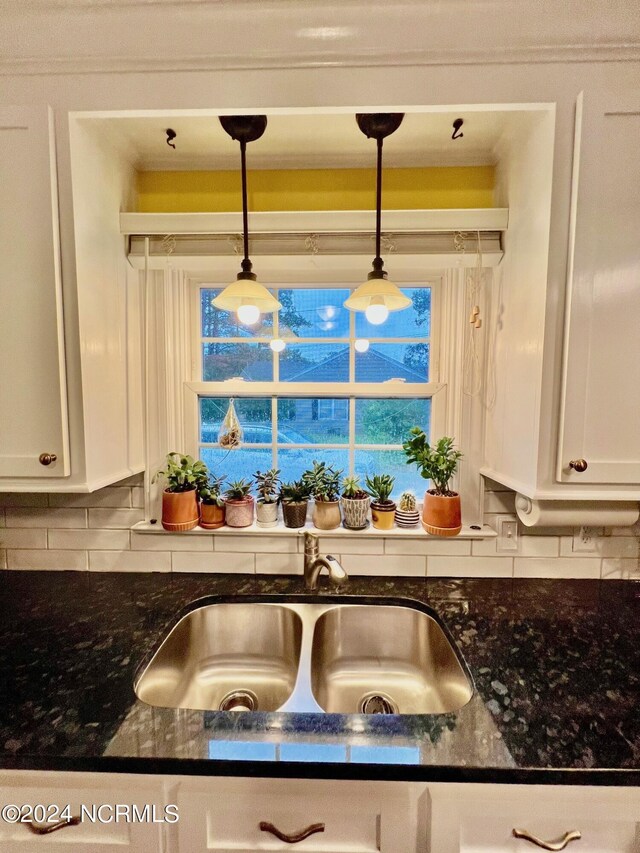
[[136, 166, 494, 212]]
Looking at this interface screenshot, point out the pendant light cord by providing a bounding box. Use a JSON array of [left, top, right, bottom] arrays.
[[240, 139, 251, 271], [375, 136, 383, 264]]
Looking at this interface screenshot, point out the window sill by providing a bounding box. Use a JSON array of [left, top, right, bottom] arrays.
[[131, 520, 497, 540]]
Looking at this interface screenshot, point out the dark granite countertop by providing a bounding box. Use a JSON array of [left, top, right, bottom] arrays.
[[0, 570, 638, 785]]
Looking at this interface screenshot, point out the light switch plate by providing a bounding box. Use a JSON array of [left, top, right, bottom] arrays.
[[494, 514, 519, 552]]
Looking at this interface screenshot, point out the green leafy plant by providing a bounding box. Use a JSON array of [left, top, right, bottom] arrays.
[[153, 452, 208, 493], [398, 490, 417, 512], [198, 474, 226, 506], [365, 473, 395, 505], [225, 478, 253, 501], [402, 429, 463, 496], [302, 460, 343, 502], [341, 475, 368, 500], [253, 468, 281, 504], [279, 479, 311, 504]]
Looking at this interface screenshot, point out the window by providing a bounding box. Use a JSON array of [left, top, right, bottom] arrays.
[[191, 284, 440, 497]]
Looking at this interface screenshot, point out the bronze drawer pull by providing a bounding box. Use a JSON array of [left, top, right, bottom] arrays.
[[513, 828, 581, 850], [259, 821, 325, 844], [25, 816, 81, 835], [38, 453, 57, 466]]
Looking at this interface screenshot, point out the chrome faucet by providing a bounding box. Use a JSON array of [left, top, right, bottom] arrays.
[[302, 531, 348, 591]]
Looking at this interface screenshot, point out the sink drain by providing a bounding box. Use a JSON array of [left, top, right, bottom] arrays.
[[218, 689, 258, 712], [359, 693, 398, 715]]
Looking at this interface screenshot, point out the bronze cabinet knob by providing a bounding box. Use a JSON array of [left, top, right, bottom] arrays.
[[38, 453, 57, 466], [568, 459, 588, 472]]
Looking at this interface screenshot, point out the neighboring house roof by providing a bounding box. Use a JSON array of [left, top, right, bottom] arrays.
[[240, 346, 426, 383]]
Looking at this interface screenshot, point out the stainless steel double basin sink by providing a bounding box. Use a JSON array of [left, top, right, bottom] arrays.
[[135, 597, 473, 717]]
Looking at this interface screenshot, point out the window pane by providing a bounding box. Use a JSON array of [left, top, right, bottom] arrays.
[[355, 342, 429, 383], [279, 344, 349, 382], [278, 448, 349, 486], [201, 288, 273, 338], [355, 287, 431, 338], [277, 399, 349, 444], [199, 447, 272, 485], [355, 449, 422, 498], [278, 288, 351, 338], [355, 399, 431, 445], [200, 398, 271, 444], [203, 343, 273, 381]]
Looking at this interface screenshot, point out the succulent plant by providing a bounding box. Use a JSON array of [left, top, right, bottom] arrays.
[[398, 490, 417, 512], [341, 475, 368, 500], [153, 453, 208, 493], [253, 468, 281, 504], [365, 473, 395, 505], [302, 460, 343, 502], [402, 430, 463, 496], [225, 478, 253, 501], [279, 479, 311, 504], [198, 474, 227, 506]]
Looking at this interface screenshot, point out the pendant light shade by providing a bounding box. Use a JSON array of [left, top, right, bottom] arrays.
[[213, 115, 281, 324], [344, 113, 410, 323]]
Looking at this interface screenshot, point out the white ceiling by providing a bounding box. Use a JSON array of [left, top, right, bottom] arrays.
[[99, 109, 527, 171]]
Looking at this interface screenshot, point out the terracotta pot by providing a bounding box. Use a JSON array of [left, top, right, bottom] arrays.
[[340, 495, 370, 530], [395, 509, 421, 528], [282, 501, 308, 529], [371, 500, 396, 530], [313, 499, 341, 530], [161, 489, 199, 532], [256, 500, 278, 528], [422, 490, 462, 536], [224, 495, 255, 528], [199, 501, 225, 530]]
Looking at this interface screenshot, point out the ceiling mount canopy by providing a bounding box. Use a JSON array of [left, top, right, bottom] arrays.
[[344, 113, 411, 325], [213, 115, 281, 325]]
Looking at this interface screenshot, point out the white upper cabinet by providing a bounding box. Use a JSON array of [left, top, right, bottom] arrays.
[[0, 106, 69, 478], [558, 91, 640, 486]]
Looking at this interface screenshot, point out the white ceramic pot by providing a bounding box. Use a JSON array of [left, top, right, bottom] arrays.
[[256, 500, 278, 528]]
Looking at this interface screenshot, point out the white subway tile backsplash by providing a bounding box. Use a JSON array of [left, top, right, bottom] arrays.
[[601, 558, 640, 580], [322, 537, 384, 555], [215, 535, 298, 554], [0, 549, 5, 569], [514, 557, 601, 579], [173, 551, 253, 573], [131, 531, 212, 552], [386, 538, 470, 556], [0, 529, 47, 549], [89, 550, 171, 572], [88, 509, 144, 529], [49, 487, 132, 509], [0, 510, 4, 528], [0, 493, 48, 508], [131, 487, 145, 509], [5, 508, 87, 529], [340, 553, 426, 577], [256, 553, 303, 575], [472, 535, 559, 558], [428, 556, 513, 578], [8, 549, 88, 571], [49, 529, 131, 551], [484, 491, 516, 514]]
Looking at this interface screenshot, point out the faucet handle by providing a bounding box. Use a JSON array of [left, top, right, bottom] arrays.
[[302, 530, 319, 549]]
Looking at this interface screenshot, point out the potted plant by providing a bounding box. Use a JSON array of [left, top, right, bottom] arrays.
[[198, 474, 227, 530], [395, 490, 420, 528], [403, 429, 463, 536], [224, 479, 255, 528], [340, 475, 370, 530], [365, 474, 397, 530], [279, 480, 311, 529], [303, 460, 343, 530], [254, 468, 281, 528], [153, 452, 207, 532]]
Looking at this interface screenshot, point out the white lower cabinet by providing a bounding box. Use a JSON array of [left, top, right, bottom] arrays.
[[170, 777, 423, 853], [428, 783, 640, 853]]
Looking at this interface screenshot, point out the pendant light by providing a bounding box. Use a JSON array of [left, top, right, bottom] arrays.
[[213, 115, 281, 325], [344, 113, 411, 325]]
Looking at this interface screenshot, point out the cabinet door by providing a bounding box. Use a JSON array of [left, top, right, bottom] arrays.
[[557, 91, 640, 485], [0, 106, 69, 477]]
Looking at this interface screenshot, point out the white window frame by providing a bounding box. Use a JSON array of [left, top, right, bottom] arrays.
[[183, 273, 457, 481]]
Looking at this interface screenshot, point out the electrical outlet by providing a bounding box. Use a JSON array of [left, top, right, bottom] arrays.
[[495, 514, 519, 552], [572, 526, 603, 553]]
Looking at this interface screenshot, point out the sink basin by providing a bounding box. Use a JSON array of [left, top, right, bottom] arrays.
[[135, 603, 303, 713], [310, 605, 473, 714], [135, 597, 473, 716]]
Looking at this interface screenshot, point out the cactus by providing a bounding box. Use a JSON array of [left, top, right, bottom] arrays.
[[398, 490, 417, 512]]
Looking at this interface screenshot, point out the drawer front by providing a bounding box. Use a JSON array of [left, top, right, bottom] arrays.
[[460, 816, 639, 853]]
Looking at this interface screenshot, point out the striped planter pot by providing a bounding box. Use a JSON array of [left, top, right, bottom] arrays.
[[395, 509, 421, 528]]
